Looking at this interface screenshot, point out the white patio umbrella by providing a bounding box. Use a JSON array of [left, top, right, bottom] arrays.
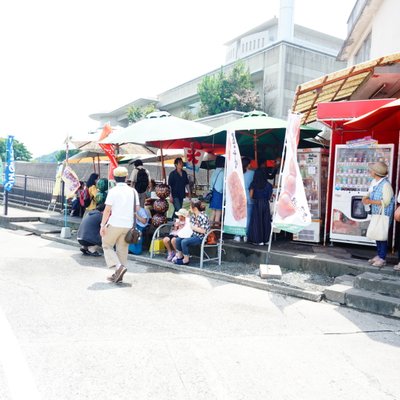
[[100, 111, 213, 148], [101, 111, 216, 181]]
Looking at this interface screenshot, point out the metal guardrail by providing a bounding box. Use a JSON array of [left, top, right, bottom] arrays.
[[0, 174, 64, 211]]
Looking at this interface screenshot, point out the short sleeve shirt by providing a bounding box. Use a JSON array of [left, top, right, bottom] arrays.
[[189, 212, 210, 239], [105, 183, 139, 228]]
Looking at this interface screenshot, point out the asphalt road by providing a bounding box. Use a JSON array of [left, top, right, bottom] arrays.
[[1, 228, 400, 400]]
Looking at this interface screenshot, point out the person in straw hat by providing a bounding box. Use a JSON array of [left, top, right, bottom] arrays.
[[100, 166, 140, 283], [362, 161, 395, 268]]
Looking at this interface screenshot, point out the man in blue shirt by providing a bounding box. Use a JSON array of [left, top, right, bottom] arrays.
[[168, 157, 191, 218]]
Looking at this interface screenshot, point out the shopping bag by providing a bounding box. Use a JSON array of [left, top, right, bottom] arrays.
[[366, 206, 389, 241]]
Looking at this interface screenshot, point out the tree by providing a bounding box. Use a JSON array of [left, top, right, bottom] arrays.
[[54, 149, 80, 162], [127, 104, 158, 124], [197, 62, 260, 116], [0, 138, 32, 161]]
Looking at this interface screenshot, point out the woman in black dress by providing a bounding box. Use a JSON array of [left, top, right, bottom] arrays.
[[248, 165, 273, 245]]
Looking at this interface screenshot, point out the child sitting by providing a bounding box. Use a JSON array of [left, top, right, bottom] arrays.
[[163, 208, 189, 261]]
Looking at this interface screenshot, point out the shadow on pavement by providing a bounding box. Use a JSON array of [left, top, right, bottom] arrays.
[[87, 281, 132, 290]]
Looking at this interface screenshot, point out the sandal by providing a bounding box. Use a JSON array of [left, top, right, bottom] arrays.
[[176, 259, 190, 265]]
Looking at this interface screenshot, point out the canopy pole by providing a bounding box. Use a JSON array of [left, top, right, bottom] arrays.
[[253, 131, 258, 165], [191, 142, 196, 188], [160, 146, 166, 183]]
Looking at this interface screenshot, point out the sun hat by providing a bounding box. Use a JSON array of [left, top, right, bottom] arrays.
[[175, 208, 189, 218], [113, 166, 128, 178], [369, 161, 388, 177]]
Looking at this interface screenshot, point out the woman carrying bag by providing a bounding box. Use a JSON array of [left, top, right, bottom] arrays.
[[362, 162, 395, 268]]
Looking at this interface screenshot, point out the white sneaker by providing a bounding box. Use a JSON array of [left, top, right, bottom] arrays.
[[243, 236, 248, 243], [233, 236, 241, 242]]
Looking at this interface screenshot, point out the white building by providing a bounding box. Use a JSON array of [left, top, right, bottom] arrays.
[[338, 0, 400, 65], [90, 0, 346, 128]]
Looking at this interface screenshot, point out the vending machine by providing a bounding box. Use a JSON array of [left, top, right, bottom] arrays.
[[330, 144, 394, 245], [293, 148, 329, 242]]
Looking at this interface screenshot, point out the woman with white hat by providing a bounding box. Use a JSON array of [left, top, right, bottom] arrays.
[[362, 161, 395, 268]]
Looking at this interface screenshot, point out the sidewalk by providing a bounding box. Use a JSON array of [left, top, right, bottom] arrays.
[[2, 204, 400, 313]]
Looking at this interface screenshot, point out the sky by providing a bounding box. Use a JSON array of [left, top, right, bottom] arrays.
[[0, 0, 355, 158]]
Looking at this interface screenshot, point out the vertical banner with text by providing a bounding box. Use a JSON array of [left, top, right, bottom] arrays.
[[61, 165, 80, 198], [223, 129, 247, 235], [274, 113, 311, 233], [4, 135, 15, 192]]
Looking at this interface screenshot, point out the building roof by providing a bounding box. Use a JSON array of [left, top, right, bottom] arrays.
[[291, 52, 400, 124]]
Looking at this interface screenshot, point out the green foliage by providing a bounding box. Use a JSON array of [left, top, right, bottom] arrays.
[[127, 104, 158, 124], [197, 62, 260, 116], [180, 108, 197, 120], [55, 149, 80, 162], [0, 138, 32, 161]]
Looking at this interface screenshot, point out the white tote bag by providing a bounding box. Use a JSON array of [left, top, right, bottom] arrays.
[[177, 217, 193, 238], [366, 205, 389, 241]]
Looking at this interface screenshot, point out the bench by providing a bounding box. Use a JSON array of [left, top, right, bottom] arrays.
[[149, 223, 224, 269]]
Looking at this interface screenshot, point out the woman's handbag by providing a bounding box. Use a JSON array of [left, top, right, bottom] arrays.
[[366, 204, 389, 241], [124, 194, 142, 244], [394, 205, 400, 222], [203, 170, 222, 203], [203, 191, 213, 203]]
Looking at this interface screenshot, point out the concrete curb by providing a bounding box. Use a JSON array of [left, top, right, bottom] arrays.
[[40, 233, 323, 302]]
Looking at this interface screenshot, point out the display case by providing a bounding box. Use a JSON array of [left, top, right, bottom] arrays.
[[293, 148, 329, 243], [330, 144, 394, 245]]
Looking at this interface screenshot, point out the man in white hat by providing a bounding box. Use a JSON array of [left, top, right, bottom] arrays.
[[100, 166, 140, 283]]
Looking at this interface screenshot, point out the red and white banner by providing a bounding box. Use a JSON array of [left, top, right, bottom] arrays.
[[223, 129, 247, 235], [184, 147, 206, 172], [98, 124, 118, 179], [274, 113, 311, 233]]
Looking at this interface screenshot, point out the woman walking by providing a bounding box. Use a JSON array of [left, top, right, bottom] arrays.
[[362, 161, 395, 268]]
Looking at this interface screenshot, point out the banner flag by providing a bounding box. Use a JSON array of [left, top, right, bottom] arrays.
[[61, 165, 80, 198], [0, 155, 3, 185], [50, 163, 64, 204], [273, 113, 311, 233], [4, 135, 15, 192], [98, 124, 118, 179], [184, 147, 206, 172], [223, 129, 247, 235]]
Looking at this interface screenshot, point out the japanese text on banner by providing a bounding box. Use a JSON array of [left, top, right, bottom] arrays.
[[224, 130, 247, 235], [62, 165, 80, 198], [274, 113, 311, 234], [4, 135, 15, 192]]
